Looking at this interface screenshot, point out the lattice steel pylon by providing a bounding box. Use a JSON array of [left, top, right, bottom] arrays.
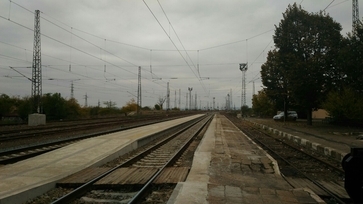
[[137, 66, 141, 114], [353, 0, 359, 29], [239, 63, 248, 108], [353, 0, 360, 31], [32, 10, 42, 113]]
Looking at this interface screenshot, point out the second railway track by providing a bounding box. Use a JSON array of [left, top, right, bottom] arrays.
[[0, 114, 199, 164], [0, 114, 193, 142], [25, 114, 213, 204], [224, 113, 351, 204]]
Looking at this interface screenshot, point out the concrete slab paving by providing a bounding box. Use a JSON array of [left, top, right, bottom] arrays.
[[168, 114, 325, 204], [0, 114, 203, 204]]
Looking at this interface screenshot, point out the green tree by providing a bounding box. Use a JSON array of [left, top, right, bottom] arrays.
[[252, 90, 275, 117], [260, 50, 291, 112], [89, 106, 100, 117], [340, 24, 363, 94], [323, 88, 363, 124], [0, 94, 15, 119], [262, 3, 342, 125], [241, 105, 252, 117], [42, 93, 67, 120], [65, 98, 82, 119], [17, 96, 32, 120], [154, 104, 161, 110]]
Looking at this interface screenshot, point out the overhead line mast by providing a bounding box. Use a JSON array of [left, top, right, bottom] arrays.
[[137, 66, 141, 114], [353, 0, 360, 31], [32, 10, 42, 113]]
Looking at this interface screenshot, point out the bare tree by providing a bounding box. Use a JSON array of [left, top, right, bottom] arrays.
[[157, 96, 166, 110], [103, 100, 116, 108]]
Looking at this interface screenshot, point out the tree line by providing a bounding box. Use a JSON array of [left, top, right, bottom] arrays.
[[253, 3, 363, 125], [0, 93, 154, 123]]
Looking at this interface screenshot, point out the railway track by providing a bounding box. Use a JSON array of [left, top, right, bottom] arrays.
[[224, 114, 352, 204], [36, 114, 213, 203], [0, 114, 193, 142], [0, 114, 198, 164]]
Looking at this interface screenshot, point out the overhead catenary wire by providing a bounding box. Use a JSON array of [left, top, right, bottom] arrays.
[[6, 0, 168, 86], [157, 0, 199, 77], [9, 0, 151, 51], [199, 29, 274, 51], [0, 30, 164, 104], [4, 0, 336, 107], [143, 0, 207, 93], [324, 0, 336, 11], [0, 10, 171, 92]]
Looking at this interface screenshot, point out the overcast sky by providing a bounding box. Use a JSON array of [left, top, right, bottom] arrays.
[[0, 0, 359, 110]]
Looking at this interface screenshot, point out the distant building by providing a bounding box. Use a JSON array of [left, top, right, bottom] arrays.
[[312, 109, 329, 119]]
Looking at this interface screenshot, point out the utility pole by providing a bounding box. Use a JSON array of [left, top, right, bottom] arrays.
[[70, 79, 80, 99], [253, 81, 255, 96], [230, 89, 232, 110], [213, 97, 215, 110], [188, 87, 193, 110], [195, 93, 197, 110], [32, 10, 42, 113], [137, 66, 141, 114], [185, 93, 188, 110], [178, 89, 181, 109], [71, 82, 74, 99], [166, 82, 170, 110], [174, 90, 176, 109], [84, 93, 88, 107]]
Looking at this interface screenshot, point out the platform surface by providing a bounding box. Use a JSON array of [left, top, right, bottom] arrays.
[[168, 114, 325, 204], [0, 114, 203, 204], [248, 118, 363, 162]]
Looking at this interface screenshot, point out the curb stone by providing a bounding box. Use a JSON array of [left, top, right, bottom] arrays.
[[249, 121, 347, 162]]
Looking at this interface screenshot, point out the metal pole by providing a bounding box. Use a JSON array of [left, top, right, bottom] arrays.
[[188, 87, 193, 110], [32, 10, 42, 113]]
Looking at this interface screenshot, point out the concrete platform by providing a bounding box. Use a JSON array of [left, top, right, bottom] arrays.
[[247, 118, 363, 162], [0, 114, 203, 204], [168, 114, 325, 204]]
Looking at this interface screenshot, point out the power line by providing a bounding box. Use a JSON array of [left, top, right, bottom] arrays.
[[157, 0, 199, 76], [143, 0, 207, 93], [10, 0, 151, 51], [324, 0, 336, 11], [199, 29, 274, 51], [40, 16, 139, 67], [5, 1, 172, 90], [0, 12, 170, 92]]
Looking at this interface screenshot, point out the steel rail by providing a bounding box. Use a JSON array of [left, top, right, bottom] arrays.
[[0, 114, 189, 141], [247, 120, 344, 174], [128, 115, 213, 204], [227, 115, 347, 204], [0, 115, 202, 164], [51, 114, 211, 204], [251, 134, 346, 204]]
